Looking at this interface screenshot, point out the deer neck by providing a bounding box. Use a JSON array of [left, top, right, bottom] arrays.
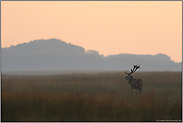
[[128, 76, 134, 84]]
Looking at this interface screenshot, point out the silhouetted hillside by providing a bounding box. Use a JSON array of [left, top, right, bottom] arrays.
[[2, 39, 181, 71]]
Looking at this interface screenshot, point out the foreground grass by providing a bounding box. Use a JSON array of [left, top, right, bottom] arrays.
[[1, 71, 182, 121]]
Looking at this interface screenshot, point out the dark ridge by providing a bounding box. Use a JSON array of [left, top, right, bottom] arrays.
[[2, 39, 181, 71]]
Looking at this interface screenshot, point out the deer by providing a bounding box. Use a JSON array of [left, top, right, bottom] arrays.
[[124, 64, 142, 92]]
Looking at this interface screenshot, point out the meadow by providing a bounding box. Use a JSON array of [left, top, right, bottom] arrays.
[[1, 71, 182, 122]]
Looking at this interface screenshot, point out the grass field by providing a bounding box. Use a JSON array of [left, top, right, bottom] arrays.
[[1, 71, 182, 121]]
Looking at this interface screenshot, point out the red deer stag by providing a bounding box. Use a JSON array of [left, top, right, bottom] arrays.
[[124, 64, 142, 92]]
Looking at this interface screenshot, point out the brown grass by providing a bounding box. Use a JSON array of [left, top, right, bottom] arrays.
[[1, 71, 182, 121]]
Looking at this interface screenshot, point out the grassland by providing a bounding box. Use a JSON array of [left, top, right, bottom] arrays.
[[1, 71, 182, 121]]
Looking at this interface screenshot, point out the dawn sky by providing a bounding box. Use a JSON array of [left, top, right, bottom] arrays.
[[1, 1, 182, 63]]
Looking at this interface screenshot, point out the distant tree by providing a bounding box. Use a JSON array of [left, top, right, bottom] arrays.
[[87, 50, 99, 55]]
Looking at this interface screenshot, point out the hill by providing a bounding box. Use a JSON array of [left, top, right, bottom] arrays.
[[2, 38, 181, 71]]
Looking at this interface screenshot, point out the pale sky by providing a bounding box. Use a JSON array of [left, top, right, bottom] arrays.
[[1, 1, 182, 63]]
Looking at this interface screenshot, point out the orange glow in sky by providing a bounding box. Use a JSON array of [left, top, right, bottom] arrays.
[[1, 1, 182, 63]]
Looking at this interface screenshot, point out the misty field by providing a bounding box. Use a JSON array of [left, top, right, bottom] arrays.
[[1, 71, 182, 122]]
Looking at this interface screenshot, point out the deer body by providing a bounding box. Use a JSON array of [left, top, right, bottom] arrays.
[[125, 75, 142, 91], [124, 65, 142, 92]]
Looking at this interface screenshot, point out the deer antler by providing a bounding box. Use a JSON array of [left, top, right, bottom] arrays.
[[125, 64, 140, 75]]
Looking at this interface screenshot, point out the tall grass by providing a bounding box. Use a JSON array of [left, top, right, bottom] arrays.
[[1, 71, 182, 121]]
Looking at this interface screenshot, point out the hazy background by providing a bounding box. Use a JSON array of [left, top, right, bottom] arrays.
[[1, 1, 182, 63], [2, 39, 181, 72]]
